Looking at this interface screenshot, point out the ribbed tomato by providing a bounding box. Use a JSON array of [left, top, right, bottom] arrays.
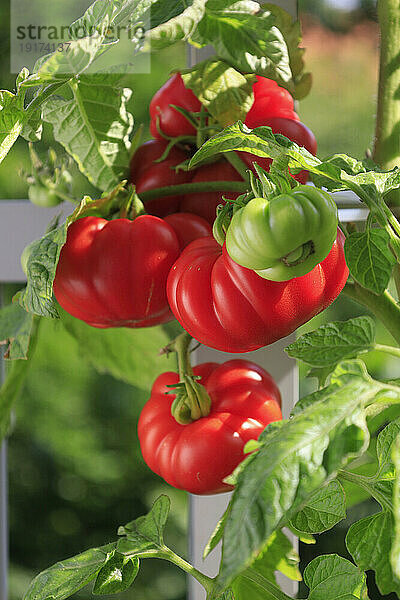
[[138, 360, 282, 494], [245, 76, 299, 128], [149, 73, 202, 140], [53, 213, 211, 329], [167, 231, 349, 352]]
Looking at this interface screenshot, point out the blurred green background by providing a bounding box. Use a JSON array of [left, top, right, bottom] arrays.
[[1, 1, 399, 599]]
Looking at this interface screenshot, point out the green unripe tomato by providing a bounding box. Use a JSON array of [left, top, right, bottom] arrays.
[[225, 185, 338, 281], [28, 184, 63, 207]]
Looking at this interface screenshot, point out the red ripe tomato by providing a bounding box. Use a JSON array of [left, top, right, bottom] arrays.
[[245, 76, 299, 129], [131, 140, 193, 217], [238, 117, 318, 184], [180, 161, 243, 224], [149, 73, 202, 140], [53, 215, 180, 328], [164, 212, 212, 249], [138, 359, 282, 495], [167, 230, 349, 353], [130, 139, 189, 181]]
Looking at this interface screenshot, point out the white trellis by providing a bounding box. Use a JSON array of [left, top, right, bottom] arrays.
[[0, 1, 370, 598]]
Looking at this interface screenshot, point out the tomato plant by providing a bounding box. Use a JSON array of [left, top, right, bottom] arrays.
[[1, 1, 400, 600]]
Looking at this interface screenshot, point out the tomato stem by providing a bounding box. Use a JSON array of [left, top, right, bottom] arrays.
[[282, 240, 314, 267], [343, 281, 400, 346], [374, 343, 400, 359], [167, 332, 211, 424], [374, 0, 400, 172], [138, 180, 248, 203], [223, 151, 249, 180], [160, 548, 215, 593]]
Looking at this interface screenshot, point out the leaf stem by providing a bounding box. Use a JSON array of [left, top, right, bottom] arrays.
[[374, 343, 400, 359], [26, 81, 68, 114], [161, 548, 215, 594], [343, 281, 400, 346], [223, 151, 249, 180], [337, 469, 393, 512]]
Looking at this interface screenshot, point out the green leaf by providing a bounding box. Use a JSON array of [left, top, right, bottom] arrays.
[[204, 502, 232, 559], [306, 366, 335, 388], [181, 59, 255, 127], [22, 31, 107, 87], [15, 223, 68, 318], [93, 553, 139, 595], [0, 70, 29, 163], [376, 418, 400, 479], [262, 3, 312, 99], [189, 121, 319, 170], [345, 230, 396, 295], [69, 0, 114, 40], [43, 75, 133, 192], [292, 360, 371, 417], [216, 360, 372, 591], [231, 530, 300, 600], [0, 316, 40, 442], [304, 554, 367, 600], [20, 108, 43, 142], [59, 308, 172, 391], [23, 543, 115, 600], [391, 434, 400, 579], [194, 3, 291, 85], [189, 122, 400, 213], [146, 0, 208, 50], [287, 524, 316, 545], [290, 480, 346, 534], [117, 495, 170, 555], [346, 512, 400, 596], [0, 303, 34, 360], [286, 317, 375, 367]]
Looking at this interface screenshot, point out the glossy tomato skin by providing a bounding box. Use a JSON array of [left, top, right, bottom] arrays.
[[131, 140, 193, 217], [130, 139, 189, 182], [167, 230, 349, 353], [138, 360, 282, 495], [164, 212, 212, 250], [149, 73, 202, 139], [245, 76, 299, 129], [53, 215, 181, 328], [180, 161, 243, 224]]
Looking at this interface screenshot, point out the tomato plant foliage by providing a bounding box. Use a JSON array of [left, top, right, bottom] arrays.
[[0, 0, 400, 599]]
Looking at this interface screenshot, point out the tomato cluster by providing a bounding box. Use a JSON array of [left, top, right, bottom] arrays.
[[130, 73, 317, 223], [53, 72, 349, 496]]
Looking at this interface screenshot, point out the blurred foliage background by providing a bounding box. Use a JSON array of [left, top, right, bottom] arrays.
[[1, 0, 399, 599]]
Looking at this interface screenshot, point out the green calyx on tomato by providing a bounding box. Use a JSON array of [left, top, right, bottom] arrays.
[[225, 185, 338, 281], [164, 332, 211, 425], [138, 358, 282, 494]]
